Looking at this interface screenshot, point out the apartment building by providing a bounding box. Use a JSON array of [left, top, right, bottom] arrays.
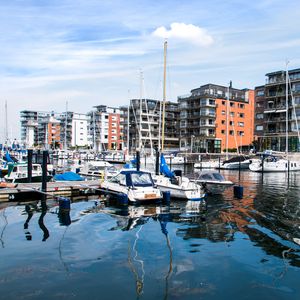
[[120, 99, 179, 152], [20, 110, 89, 149], [20, 110, 61, 148], [38, 115, 61, 149], [254, 68, 300, 152], [88, 105, 123, 151], [178, 84, 254, 153]]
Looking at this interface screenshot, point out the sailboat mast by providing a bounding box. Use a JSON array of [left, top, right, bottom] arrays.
[[285, 62, 289, 156], [225, 83, 230, 160], [5, 100, 8, 143], [161, 40, 167, 152], [93, 110, 96, 151], [64, 101, 68, 150], [139, 70, 143, 151]]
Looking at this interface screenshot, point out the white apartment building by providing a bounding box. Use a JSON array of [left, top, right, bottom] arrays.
[[71, 113, 89, 147]]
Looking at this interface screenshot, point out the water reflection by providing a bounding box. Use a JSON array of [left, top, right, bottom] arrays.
[[0, 171, 300, 300]]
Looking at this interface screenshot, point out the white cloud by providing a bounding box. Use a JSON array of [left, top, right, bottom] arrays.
[[152, 22, 214, 46]]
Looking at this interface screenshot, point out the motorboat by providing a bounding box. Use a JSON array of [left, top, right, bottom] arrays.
[[100, 170, 163, 203], [154, 154, 206, 201], [194, 160, 220, 169], [249, 155, 300, 172], [4, 163, 52, 183], [218, 156, 251, 170], [191, 171, 233, 194], [154, 171, 206, 200], [74, 160, 119, 179]]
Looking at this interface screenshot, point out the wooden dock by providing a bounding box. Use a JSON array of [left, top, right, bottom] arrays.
[[0, 180, 101, 202]]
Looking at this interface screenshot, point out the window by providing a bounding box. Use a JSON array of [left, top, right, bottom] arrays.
[[239, 113, 244, 118], [230, 112, 235, 117], [221, 130, 225, 134], [230, 102, 235, 107], [229, 130, 234, 135], [256, 90, 264, 96], [256, 125, 263, 131], [222, 110, 225, 115], [256, 113, 264, 119], [239, 122, 244, 127], [229, 121, 234, 126], [221, 120, 225, 124], [239, 103, 245, 109], [222, 101, 225, 105]]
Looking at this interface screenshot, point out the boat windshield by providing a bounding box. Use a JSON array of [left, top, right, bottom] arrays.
[[212, 173, 225, 181], [131, 173, 153, 187]]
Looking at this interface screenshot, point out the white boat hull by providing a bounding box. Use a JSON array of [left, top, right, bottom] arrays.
[[219, 160, 250, 170], [155, 175, 206, 200], [249, 159, 300, 172], [194, 160, 220, 169]]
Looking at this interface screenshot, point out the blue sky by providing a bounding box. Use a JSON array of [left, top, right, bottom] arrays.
[[1, 0, 300, 141]]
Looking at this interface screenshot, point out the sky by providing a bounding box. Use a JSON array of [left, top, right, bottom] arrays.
[[1, 0, 300, 141]]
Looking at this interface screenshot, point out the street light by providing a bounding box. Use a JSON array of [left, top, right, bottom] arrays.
[[191, 135, 195, 153]]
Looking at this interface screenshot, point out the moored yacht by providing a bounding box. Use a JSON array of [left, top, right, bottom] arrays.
[[218, 156, 251, 170], [100, 170, 163, 203], [191, 171, 233, 194], [4, 163, 52, 183], [249, 155, 300, 172]]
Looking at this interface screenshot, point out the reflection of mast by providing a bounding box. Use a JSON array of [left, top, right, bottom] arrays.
[[128, 225, 145, 298], [0, 208, 8, 248], [159, 215, 173, 300]]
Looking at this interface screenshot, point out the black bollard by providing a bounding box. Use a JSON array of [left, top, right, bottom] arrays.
[[155, 148, 160, 175], [136, 151, 140, 171], [41, 150, 48, 201], [27, 149, 33, 183]]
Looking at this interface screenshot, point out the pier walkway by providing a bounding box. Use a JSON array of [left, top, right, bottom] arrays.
[[0, 180, 101, 202]]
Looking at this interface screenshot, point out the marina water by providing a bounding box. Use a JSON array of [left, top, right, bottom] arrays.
[[0, 169, 299, 299]]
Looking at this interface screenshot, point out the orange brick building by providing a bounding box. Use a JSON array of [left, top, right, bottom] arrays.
[[179, 84, 254, 153], [215, 89, 255, 151]]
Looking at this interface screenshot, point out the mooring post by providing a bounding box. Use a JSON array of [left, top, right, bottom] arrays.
[[27, 149, 33, 183], [41, 150, 48, 201], [155, 148, 160, 175], [136, 150, 140, 171]]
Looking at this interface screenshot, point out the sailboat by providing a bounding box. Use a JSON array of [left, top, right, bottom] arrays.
[[153, 41, 206, 200], [154, 154, 206, 200], [249, 65, 300, 172]]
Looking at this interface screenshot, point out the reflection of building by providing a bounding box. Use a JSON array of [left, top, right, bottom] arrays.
[[88, 105, 123, 151], [178, 84, 254, 153], [120, 99, 179, 152], [254, 68, 300, 152]]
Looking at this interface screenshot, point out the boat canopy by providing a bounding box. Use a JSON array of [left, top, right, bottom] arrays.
[[115, 170, 155, 187]]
